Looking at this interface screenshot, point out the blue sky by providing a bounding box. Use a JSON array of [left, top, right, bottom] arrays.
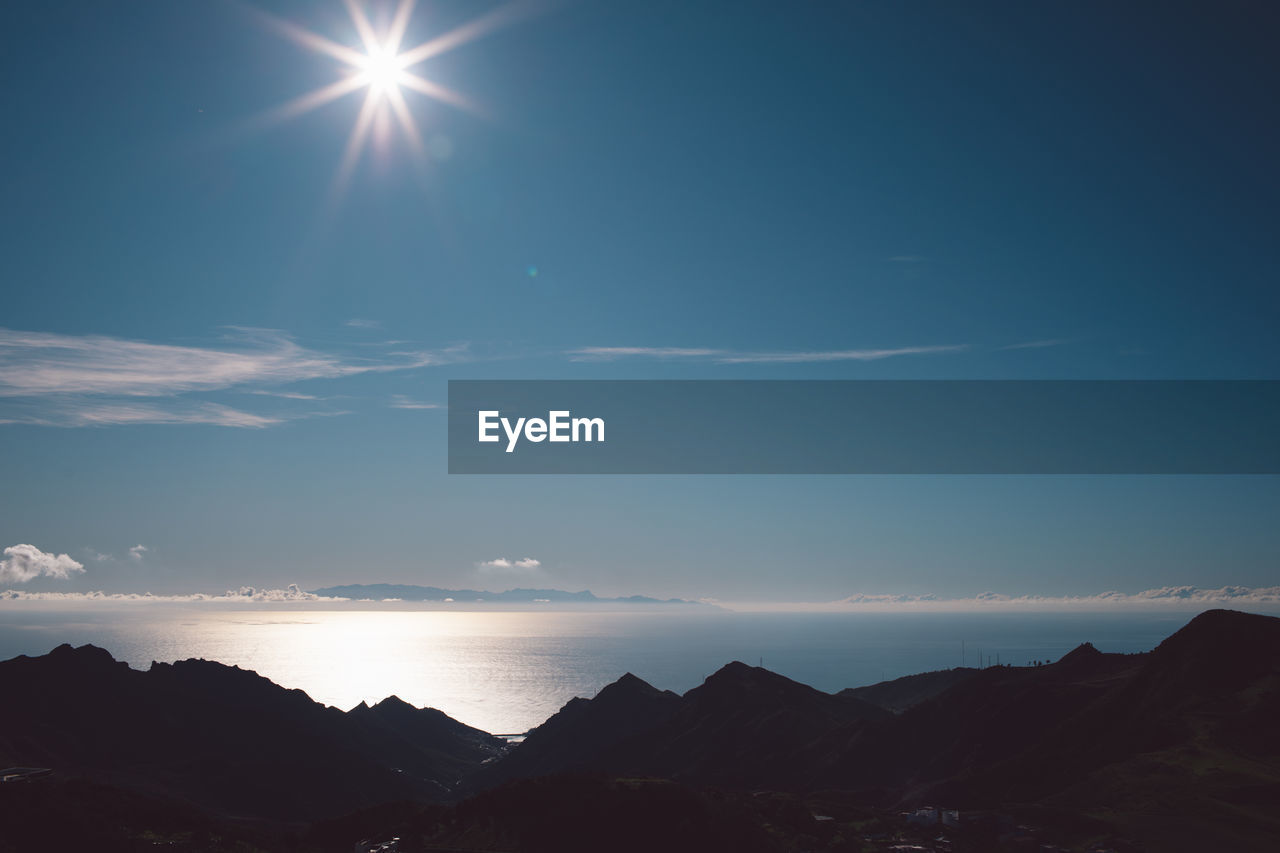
[[1, 0, 1277, 600]]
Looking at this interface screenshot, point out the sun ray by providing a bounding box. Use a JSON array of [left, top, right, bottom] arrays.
[[332, 89, 381, 201], [385, 85, 425, 156], [399, 72, 485, 118], [246, 5, 366, 68], [386, 0, 418, 55], [259, 75, 370, 126], [396, 0, 545, 69], [245, 0, 545, 197], [342, 0, 382, 55]]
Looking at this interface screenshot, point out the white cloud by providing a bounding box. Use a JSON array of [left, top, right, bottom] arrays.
[[0, 327, 445, 397], [389, 394, 442, 410], [128, 544, 149, 561], [0, 328, 460, 428], [0, 583, 341, 603], [0, 544, 86, 584], [346, 318, 381, 328], [477, 557, 542, 573], [566, 345, 968, 364], [828, 585, 1280, 611]]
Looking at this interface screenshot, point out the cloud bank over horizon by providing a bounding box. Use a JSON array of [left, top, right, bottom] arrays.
[[0, 583, 335, 604], [828, 584, 1280, 611], [2, 582, 1278, 611]]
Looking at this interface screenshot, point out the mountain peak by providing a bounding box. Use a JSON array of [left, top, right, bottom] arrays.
[[692, 661, 830, 706], [704, 660, 779, 685], [594, 672, 670, 704], [1058, 641, 1102, 663], [1158, 608, 1280, 655], [711, 660, 757, 677], [371, 694, 416, 712], [1147, 609, 1280, 693], [46, 642, 124, 669]]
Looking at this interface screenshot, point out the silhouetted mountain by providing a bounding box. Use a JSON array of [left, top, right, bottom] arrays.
[[4, 609, 1277, 852], [0, 645, 502, 821], [309, 583, 702, 604], [349, 695, 505, 764], [482, 610, 1280, 851], [621, 662, 889, 788], [958, 609, 1280, 838], [474, 672, 681, 787], [484, 661, 888, 791], [838, 666, 979, 712]]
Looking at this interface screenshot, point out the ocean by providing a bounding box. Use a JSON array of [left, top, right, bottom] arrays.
[[0, 606, 1202, 734]]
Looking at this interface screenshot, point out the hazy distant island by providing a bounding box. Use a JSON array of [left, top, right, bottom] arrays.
[[309, 583, 705, 605], [1, 609, 1277, 853]]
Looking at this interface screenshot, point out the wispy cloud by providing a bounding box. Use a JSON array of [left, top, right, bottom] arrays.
[[568, 347, 725, 362], [389, 394, 442, 410], [0, 327, 444, 397], [717, 345, 968, 364], [567, 345, 968, 364], [999, 339, 1068, 350], [128, 544, 149, 561], [0, 328, 458, 428], [248, 390, 322, 400], [0, 544, 85, 584], [345, 318, 381, 329], [0, 401, 287, 428]]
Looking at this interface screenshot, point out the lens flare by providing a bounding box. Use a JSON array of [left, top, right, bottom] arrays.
[[248, 0, 540, 200]]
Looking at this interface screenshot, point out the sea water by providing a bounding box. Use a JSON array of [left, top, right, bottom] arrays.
[[0, 606, 1200, 733]]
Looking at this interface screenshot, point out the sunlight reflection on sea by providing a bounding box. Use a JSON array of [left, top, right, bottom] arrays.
[[0, 607, 1188, 733]]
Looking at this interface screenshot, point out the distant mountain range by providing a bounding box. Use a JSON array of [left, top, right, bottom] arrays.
[[1, 609, 1277, 851], [309, 583, 703, 604]]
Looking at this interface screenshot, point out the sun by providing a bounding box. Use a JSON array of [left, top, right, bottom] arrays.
[[358, 47, 407, 96], [249, 0, 536, 197]]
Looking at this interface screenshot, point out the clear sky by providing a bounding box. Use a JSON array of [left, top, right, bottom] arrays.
[[1, 0, 1277, 600]]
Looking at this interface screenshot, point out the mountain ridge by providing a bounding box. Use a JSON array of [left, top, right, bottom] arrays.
[[2, 608, 1277, 851], [309, 583, 704, 605]]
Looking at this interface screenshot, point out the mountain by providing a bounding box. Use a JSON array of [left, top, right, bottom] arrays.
[[0, 644, 503, 822], [482, 610, 1280, 851], [838, 665, 979, 712], [474, 672, 682, 787], [483, 662, 889, 791], [309, 583, 702, 604], [956, 609, 1280, 848], [349, 695, 506, 764], [3, 609, 1276, 851]]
